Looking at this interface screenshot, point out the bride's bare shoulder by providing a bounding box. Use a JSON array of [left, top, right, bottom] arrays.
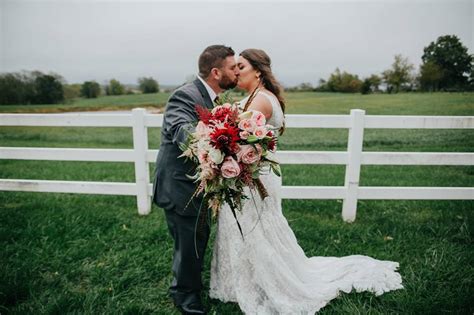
[[259, 90, 278, 100], [247, 93, 273, 119]]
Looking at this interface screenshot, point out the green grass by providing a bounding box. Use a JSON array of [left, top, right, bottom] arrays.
[[1, 91, 473, 115], [1, 92, 474, 314], [0, 92, 171, 113], [284, 91, 474, 115]]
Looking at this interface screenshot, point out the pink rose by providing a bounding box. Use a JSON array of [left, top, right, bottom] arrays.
[[195, 121, 209, 138], [211, 103, 233, 114], [254, 126, 267, 139], [237, 144, 261, 164], [252, 111, 266, 127], [238, 119, 256, 133], [221, 156, 241, 178], [239, 130, 250, 140]]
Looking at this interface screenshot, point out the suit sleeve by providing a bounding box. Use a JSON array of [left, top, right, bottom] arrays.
[[164, 89, 198, 146]]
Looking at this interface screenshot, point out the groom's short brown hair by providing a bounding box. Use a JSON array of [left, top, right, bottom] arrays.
[[198, 45, 235, 79]]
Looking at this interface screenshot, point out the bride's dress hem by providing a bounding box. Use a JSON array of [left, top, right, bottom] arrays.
[[209, 92, 403, 314]]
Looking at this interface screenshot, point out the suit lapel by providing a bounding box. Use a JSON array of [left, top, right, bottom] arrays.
[[193, 78, 214, 109]]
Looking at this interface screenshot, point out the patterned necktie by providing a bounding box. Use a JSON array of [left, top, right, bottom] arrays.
[[214, 95, 220, 105]]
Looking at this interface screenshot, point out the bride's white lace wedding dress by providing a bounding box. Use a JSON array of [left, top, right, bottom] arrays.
[[210, 91, 403, 314]]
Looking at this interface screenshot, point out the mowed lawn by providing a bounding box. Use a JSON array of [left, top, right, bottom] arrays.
[[0, 92, 171, 113], [1, 92, 473, 314]]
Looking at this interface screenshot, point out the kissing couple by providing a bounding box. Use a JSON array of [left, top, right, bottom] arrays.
[[152, 45, 403, 315]]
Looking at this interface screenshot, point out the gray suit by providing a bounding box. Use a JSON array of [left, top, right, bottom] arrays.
[[152, 78, 214, 306]]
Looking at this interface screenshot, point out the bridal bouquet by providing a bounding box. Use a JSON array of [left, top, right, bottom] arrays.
[[179, 103, 281, 235]]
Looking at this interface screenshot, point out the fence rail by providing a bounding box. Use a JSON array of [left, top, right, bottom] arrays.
[[1, 109, 473, 222]]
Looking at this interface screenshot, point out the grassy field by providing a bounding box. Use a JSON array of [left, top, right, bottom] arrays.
[[0, 93, 171, 113], [1, 92, 473, 314], [1, 90, 473, 115]]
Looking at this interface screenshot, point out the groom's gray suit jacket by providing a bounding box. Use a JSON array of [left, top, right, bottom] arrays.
[[152, 78, 214, 216]]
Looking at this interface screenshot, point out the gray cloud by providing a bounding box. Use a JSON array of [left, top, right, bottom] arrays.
[[1, 0, 472, 86]]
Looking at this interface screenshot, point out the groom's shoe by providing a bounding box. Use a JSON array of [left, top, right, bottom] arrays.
[[176, 301, 207, 315]]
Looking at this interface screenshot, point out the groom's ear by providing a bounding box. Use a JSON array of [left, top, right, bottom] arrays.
[[210, 68, 221, 80]]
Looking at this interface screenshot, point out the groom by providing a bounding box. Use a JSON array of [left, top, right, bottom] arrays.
[[152, 45, 239, 314]]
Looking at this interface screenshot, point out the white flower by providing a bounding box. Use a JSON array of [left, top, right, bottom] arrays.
[[208, 148, 224, 164], [197, 139, 211, 152], [238, 111, 253, 120]]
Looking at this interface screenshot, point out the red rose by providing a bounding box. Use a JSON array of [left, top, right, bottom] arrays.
[[210, 123, 240, 154], [268, 138, 277, 152]]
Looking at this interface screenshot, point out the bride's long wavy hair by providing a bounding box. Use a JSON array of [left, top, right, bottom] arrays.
[[240, 49, 286, 134]]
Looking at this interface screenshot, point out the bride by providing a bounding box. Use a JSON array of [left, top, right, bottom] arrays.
[[209, 49, 403, 314]]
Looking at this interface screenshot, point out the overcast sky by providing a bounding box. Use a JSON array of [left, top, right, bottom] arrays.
[[1, 0, 472, 86]]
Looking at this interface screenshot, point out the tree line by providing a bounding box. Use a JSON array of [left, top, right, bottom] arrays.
[[0, 74, 159, 105], [287, 35, 473, 94], [1, 34, 472, 105]]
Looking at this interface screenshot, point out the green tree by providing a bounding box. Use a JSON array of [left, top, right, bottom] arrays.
[[360, 78, 372, 94], [421, 35, 473, 90], [298, 82, 314, 91], [314, 78, 330, 92], [33, 73, 65, 104], [105, 79, 125, 95], [418, 61, 443, 92], [63, 83, 82, 100], [138, 77, 159, 93], [368, 74, 381, 92], [0, 71, 65, 105], [80, 81, 101, 98], [0, 72, 33, 105], [382, 54, 414, 93], [469, 70, 474, 91], [327, 68, 362, 93], [361, 74, 382, 94]]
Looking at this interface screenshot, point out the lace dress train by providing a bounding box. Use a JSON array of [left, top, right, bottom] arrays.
[[210, 172, 403, 314], [209, 92, 403, 314]]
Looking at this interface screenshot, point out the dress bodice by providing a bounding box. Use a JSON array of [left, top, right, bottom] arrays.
[[238, 91, 285, 131]]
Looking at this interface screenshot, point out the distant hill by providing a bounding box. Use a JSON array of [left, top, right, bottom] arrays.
[[122, 83, 180, 93], [159, 84, 180, 92]]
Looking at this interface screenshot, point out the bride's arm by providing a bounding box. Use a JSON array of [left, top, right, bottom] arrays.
[[246, 94, 273, 120]]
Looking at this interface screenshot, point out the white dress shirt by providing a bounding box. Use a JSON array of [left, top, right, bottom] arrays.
[[197, 75, 218, 103]]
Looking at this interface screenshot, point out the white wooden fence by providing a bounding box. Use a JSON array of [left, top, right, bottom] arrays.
[[1, 108, 473, 222]]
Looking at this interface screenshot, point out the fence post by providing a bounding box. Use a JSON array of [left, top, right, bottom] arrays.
[[342, 109, 365, 222], [132, 108, 151, 215]]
